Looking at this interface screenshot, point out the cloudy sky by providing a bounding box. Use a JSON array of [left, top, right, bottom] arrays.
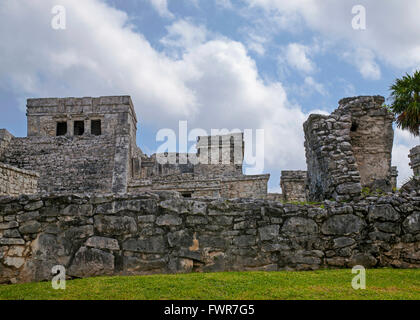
[[0, 0, 419, 191]]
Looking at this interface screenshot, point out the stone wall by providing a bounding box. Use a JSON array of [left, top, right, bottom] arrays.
[[0, 163, 39, 196], [409, 146, 420, 176], [0, 136, 117, 193], [0, 129, 13, 158], [391, 166, 398, 190], [0, 191, 419, 284], [128, 174, 270, 199], [304, 96, 394, 202], [280, 171, 307, 202]]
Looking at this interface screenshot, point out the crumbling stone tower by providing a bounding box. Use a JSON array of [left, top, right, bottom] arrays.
[[409, 146, 420, 176], [304, 96, 394, 202]]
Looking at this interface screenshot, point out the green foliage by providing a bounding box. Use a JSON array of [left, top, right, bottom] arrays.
[[362, 187, 371, 196], [361, 187, 385, 197], [388, 70, 420, 136], [0, 269, 419, 300]]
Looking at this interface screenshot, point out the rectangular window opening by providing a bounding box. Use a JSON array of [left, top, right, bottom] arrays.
[[181, 192, 192, 198], [56, 122, 67, 136], [91, 120, 102, 136], [74, 121, 85, 136]]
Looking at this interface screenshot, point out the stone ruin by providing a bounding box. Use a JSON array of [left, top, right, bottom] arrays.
[[409, 146, 420, 177], [280, 171, 307, 202], [0, 96, 269, 199], [0, 95, 419, 284], [280, 96, 394, 202], [1, 95, 417, 202]]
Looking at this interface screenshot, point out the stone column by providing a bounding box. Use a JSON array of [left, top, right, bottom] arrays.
[[409, 146, 420, 176], [280, 171, 307, 202], [390, 166, 398, 190]]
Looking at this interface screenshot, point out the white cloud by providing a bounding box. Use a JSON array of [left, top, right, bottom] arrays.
[[246, 33, 268, 56], [147, 0, 174, 18], [343, 48, 381, 80], [245, 0, 420, 74], [215, 0, 233, 9], [303, 77, 327, 96], [283, 43, 315, 74], [161, 19, 207, 51], [0, 0, 321, 192]]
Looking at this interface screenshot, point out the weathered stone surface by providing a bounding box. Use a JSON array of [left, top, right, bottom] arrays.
[[0, 221, 18, 230], [68, 247, 114, 277], [62, 204, 93, 216], [403, 212, 420, 233], [233, 235, 255, 247], [122, 236, 167, 253], [4, 257, 25, 269], [0, 192, 419, 284], [167, 230, 194, 248], [333, 237, 356, 249], [282, 217, 318, 235], [24, 201, 43, 211], [137, 215, 156, 223], [280, 171, 307, 202], [17, 211, 39, 223], [156, 214, 182, 226], [349, 253, 377, 268], [19, 221, 41, 234], [168, 258, 194, 273], [94, 216, 137, 235], [321, 215, 365, 235], [123, 256, 167, 273], [258, 225, 279, 241], [3, 228, 21, 238], [0, 238, 24, 245], [368, 205, 399, 222], [85, 236, 120, 251], [0, 162, 38, 197]]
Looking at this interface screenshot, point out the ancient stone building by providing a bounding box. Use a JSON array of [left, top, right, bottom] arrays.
[[1, 95, 420, 284], [0, 97, 138, 194], [280, 171, 307, 202], [128, 132, 269, 198], [304, 96, 394, 202], [391, 166, 398, 190], [409, 146, 420, 176], [0, 96, 269, 199]]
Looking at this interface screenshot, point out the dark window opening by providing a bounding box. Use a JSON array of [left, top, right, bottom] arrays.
[[56, 122, 67, 136], [351, 122, 359, 132], [181, 192, 192, 198], [91, 120, 102, 136], [74, 121, 85, 136]]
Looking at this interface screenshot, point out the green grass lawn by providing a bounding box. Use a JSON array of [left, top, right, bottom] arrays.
[[0, 269, 419, 300]]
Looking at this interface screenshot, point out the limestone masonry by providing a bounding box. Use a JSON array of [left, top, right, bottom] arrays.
[[304, 96, 394, 202], [0, 191, 419, 284], [0, 97, 268, 198], [0, 95, 419, 283]]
